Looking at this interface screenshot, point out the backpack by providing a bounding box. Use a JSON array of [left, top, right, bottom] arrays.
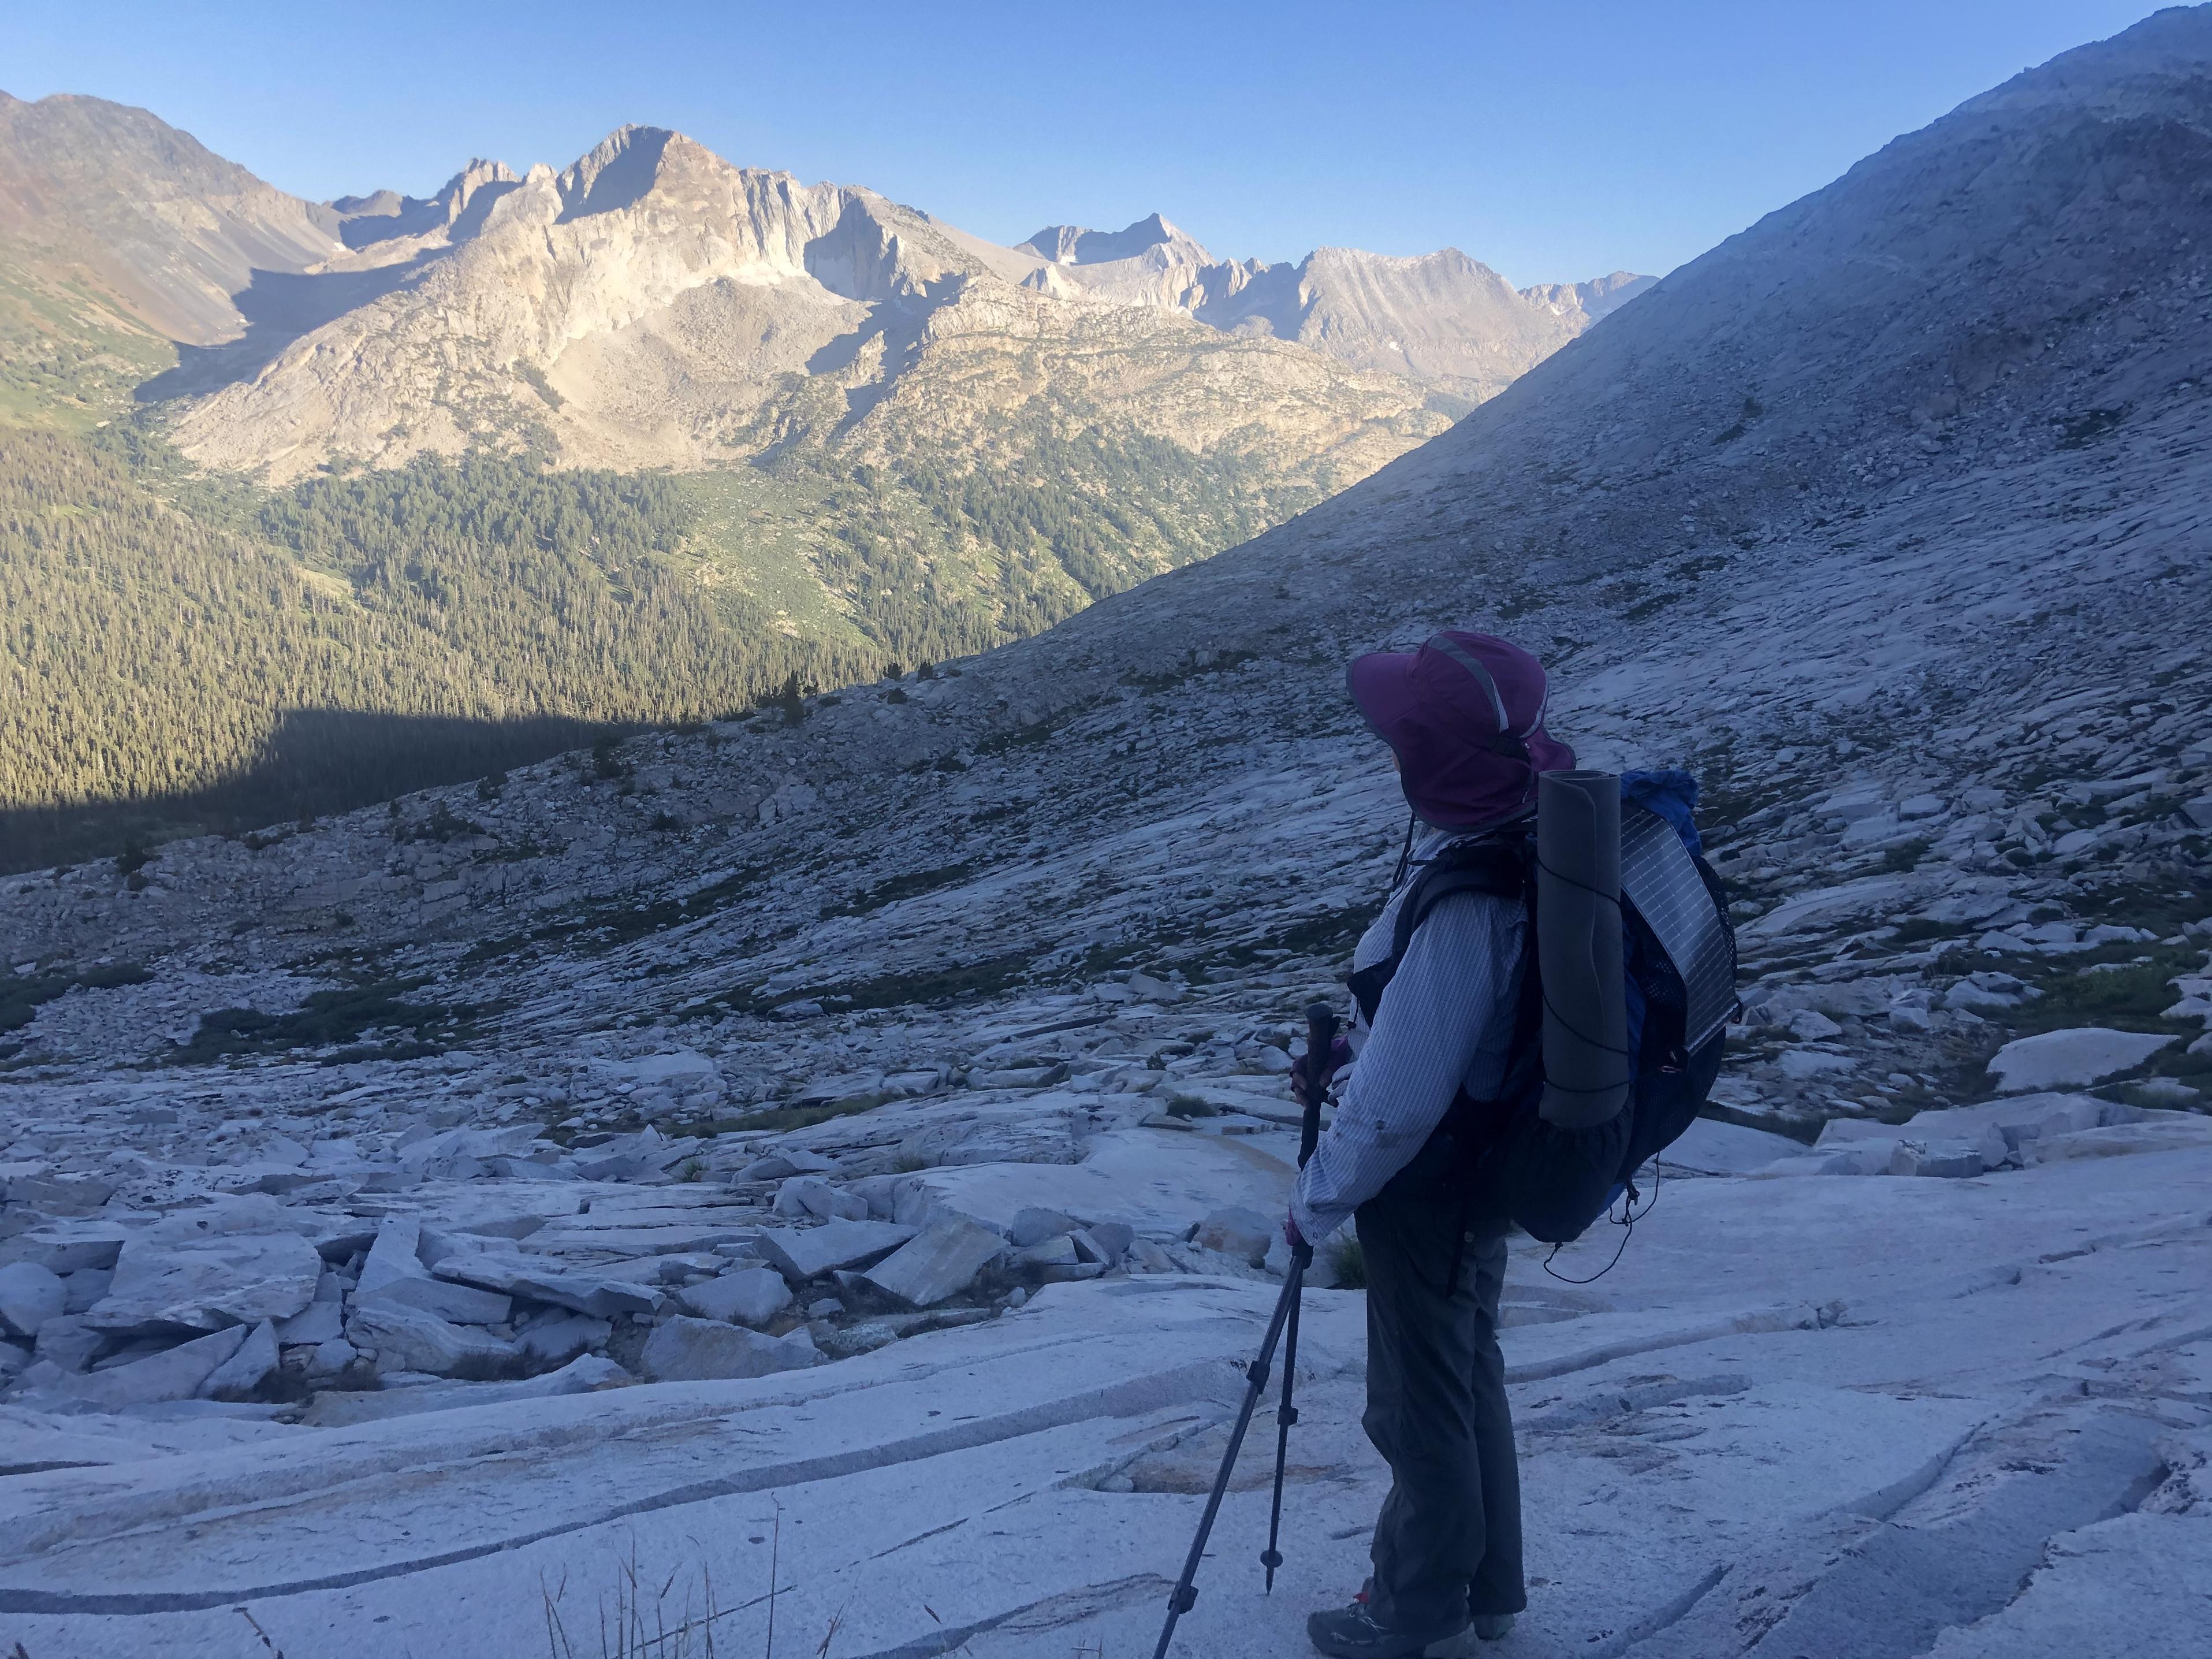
[[1345, 772, 1738, 1245]]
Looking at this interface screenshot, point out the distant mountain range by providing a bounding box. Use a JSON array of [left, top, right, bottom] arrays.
[[1016, 212, 1652, 403], [0, 94, 1649, 474], [0, 90, 1651, 862]]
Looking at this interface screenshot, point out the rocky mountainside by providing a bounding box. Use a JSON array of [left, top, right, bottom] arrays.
[[161, 125, 1459, 485], [1019, 213, 1655, 403], [3, 12, 2212, 1653], [0, 91, 344, 416]]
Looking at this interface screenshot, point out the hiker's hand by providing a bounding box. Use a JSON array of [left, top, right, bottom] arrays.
[[1291, 1036, 1350, 1105], [1284, 1210, 1306, 1251]]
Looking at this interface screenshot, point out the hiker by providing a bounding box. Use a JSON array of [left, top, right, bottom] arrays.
[[1287, 631, 1574, 1659]]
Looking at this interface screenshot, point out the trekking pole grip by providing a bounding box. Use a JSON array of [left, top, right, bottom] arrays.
[[1299, 1002, 1337, 1171]]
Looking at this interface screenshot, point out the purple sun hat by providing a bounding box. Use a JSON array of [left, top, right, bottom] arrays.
[[1346, 631, 1574, 829]]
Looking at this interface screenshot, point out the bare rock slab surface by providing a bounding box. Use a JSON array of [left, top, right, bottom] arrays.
[[862, 1217, 1006, 1308], [85, 1234, 321, 1334], [755, 1219, 914, 1283], [1986, 1027, 2179, 1093]]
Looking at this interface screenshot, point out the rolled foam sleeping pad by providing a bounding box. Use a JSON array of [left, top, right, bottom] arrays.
[[1536, 769, 1631, 1128]]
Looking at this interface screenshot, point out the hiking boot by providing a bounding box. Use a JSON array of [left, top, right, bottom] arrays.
[[1470, 1612, 1515, 1642], [1305, 1598, 1469, 1658]]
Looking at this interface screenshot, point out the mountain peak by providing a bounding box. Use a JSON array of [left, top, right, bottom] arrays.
[[556, 124, 680, 219], [330, 157, 520, 248], [1018, 212, 1211, 266]]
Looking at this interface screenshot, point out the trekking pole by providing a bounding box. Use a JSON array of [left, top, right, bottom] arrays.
[[1261, 1002, 1336, 1592], [1152, 1002, 1339, 1659]]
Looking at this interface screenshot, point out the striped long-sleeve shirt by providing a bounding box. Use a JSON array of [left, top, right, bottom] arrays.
[[1291, 860, 1528, 1244]]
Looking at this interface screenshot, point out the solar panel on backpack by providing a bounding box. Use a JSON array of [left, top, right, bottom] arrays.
[[1619, 803, 1736, 1050]]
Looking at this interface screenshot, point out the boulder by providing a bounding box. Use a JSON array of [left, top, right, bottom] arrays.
[[1008, 1207, 1079, 1249], [3, 1173, 114, 1214], [817, 1321, 899, 1360], [1658, 1118, 1812, 1175], [1944, 981, 2022, 1011], [840, 1173, 908, 1218], [1888, 1139, 1992, 1178], [755, 1220, 916, 1284], [1767, 977, 1910, 1020], [1192, 1207, 1274, 1267], [0, 1260, 67, 1339], [765, 1174, 867, 1221], [359, 1274, 512, 1326], [85, 1232, 322, 1333], [1777, 1048, 1857, 1081], [23, 1324, 247, 1408], [861, 1217, 1005, 1309], [677, 1266, 792, 1328], [33, 1313, 105, 1372], [515, 1312, 612, 1364], [2130, 1076, 2203, 1107], [301, 1353, 629, 1428], [306, 1338, 360, 1379], [356, 1215, 427, 1296], [772, 1176, 839, 1220], [0, 1223, 130, 1274], [2031, 1117, 2212, 1160], [202, 1319, 280, 1398], [969, 1063, 1071, 1090], [1085, 1222, 1135, 1263], [1987, 1028, 2178, 1093], [1887, 999, 1939, 1034], [1756, 1143, 1899, 1177], [345, 1301, 515, 1377], [274, 1301, 345, 1345], [61, 1267, 113, 1314], [1015, 1234, 1079, 1267], [640, 1316, 823, 1382], [432, 1252, 659, 1318]]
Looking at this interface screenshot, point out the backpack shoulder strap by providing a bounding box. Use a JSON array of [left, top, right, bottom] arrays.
[[1350, 829, 1533, 1025], [1388, 831, 1533, 964]]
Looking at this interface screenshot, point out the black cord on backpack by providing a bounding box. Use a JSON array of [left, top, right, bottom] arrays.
[[1540, 1157, 1660, 1285]]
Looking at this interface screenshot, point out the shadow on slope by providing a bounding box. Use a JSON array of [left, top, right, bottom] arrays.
[[136, 254, 438, 401], [0, 706, 620, 875]]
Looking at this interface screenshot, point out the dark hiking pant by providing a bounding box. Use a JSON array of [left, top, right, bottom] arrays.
[[1355, 1195, 1524, 1631]]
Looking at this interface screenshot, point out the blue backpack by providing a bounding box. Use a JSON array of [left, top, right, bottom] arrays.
[[1346, 771, 1738, 1245]]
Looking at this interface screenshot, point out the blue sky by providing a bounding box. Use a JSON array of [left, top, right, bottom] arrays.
[[1, 1, 2175, 284]]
